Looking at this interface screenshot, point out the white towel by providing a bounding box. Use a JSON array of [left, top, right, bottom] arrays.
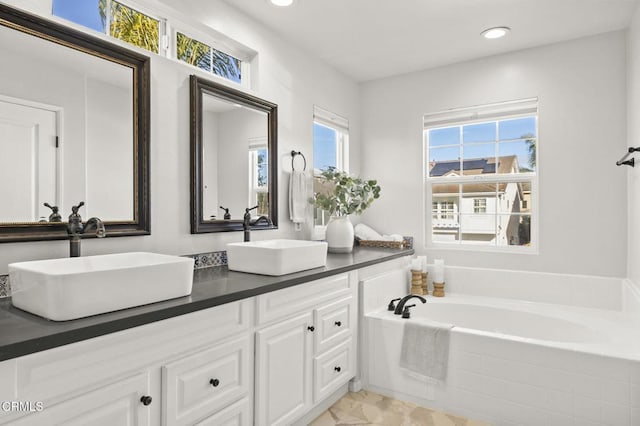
[[289, 170, 308, 224], [399, 319, 453, 382], [354, 223, 383, 240]]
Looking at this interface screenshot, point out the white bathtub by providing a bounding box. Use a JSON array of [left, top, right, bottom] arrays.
[[362, 293, 640, 426]]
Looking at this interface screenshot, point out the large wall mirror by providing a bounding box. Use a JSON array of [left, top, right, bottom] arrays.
[[0, 4, 150, 242], [190, 75, 278, 233]]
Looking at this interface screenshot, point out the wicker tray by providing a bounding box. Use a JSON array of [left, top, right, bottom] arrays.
[[357, 239, 404, 249]]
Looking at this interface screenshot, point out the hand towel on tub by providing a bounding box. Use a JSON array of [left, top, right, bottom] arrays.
[[399, 319, 454, 382], [289, 170, 308, 224]]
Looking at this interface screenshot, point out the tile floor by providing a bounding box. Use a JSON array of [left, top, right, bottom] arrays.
[[310, 390, 490, 426]]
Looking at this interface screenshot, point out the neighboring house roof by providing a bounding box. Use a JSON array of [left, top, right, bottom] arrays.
[[430, 156, 517, 177], [430, 156, 522, 195]]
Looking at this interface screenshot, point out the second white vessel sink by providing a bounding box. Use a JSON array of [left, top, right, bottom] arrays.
[[226, 239, 328, 276], [9, 252, 194, 321]]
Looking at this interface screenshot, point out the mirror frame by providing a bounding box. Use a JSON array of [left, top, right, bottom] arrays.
[[190, 74, 278, 233], [0, 4, 150, 243]]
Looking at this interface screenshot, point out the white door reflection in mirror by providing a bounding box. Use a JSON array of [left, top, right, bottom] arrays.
[[0, 98, 58, 222], [0, 22, 134, 223], [201, 93, 268, 221]]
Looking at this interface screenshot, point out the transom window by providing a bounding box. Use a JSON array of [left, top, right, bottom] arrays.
[[176, 32, 242, 84], [424, 98, 537, 250], [53, 0, 160, 54], [52, 0, 248, 86]]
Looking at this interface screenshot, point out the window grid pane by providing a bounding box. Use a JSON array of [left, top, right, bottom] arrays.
[[176, 32, 242, 83], [110, 1, 159, 54]]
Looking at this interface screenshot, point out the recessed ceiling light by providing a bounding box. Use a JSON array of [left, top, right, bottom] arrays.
[[481, 27, 510, 39], [270, 0, 295, 6]]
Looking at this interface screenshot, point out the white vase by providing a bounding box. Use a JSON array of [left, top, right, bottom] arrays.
[[325, 216, 354, 253]]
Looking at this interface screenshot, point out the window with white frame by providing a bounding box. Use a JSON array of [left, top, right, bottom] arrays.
[[53, 0, 162, 54], [473, 198, 487, 214], [175, 31, 242, 84], [313, 106, 349, 228], [52, 0, 250, 86], [424, 98, 537, 249]]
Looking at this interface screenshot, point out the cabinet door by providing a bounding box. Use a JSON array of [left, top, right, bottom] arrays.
[[255, 312, 313, 426], [11, 372, 152, 426]]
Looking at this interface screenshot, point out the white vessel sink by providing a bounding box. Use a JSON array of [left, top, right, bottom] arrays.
[[9, 252, 194, 321], [226, 239, 328, 276]]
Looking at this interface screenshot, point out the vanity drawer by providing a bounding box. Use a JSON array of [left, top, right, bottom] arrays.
[[313, 339, 354, 403], [162, 335, 252, 426], [314, 297, 354, 354], [256, 273, 352, 325], [195, 397, 251, 426]]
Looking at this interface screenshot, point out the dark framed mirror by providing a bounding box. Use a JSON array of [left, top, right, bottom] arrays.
[[190, 75, 278, 233], [0, 4, 150, 242]]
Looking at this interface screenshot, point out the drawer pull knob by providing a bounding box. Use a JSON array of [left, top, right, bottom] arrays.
[[334, 321, 342, 327], [308, 326, 315, 332], [210, 378, 220, 387], [140, 395, 153, 406], [334, 366, 341, 372]]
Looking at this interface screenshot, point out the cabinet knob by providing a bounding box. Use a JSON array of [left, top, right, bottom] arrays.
[[210, 378, 220, 387], [334, 321, 342, 327], [334, 366, 341, 372], [307, 326, 315, 332], [140, 395, 153, 406]]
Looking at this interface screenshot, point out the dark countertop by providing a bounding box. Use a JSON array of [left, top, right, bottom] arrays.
[[0, 247, 413, 362]]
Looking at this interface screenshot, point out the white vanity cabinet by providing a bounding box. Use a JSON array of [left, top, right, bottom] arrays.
[[0, 299, 254, 426], [254, 272, 357, 426]]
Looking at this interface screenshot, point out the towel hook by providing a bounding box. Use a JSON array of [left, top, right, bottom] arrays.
[[291, 150, 307, 171], [616, 147, 640, 167]]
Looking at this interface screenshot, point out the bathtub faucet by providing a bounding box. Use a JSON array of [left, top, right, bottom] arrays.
[[394, 294, 426, 315]]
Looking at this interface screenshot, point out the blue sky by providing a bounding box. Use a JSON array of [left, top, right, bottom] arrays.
[[314, 123, 337, 171], [53, 0, 104, 33], [429, 117, 536, 171]]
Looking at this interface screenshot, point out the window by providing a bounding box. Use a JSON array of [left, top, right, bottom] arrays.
[[52, 1, 250, 86], [249, 139, 269, 216], [313, 106, 349, 228], [473, 198, 487, 214], [53, 0, 161, 54], [176, 32, 242, 84], [424, 98, 537, 249]]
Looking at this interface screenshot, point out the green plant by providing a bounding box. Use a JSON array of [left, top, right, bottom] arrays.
[[313, 167, 381, 216]]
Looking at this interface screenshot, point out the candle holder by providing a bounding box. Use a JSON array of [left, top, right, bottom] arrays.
[[433, 281, 445, 297], [411, 269, 424, 295], [421, 271, 428, 295]]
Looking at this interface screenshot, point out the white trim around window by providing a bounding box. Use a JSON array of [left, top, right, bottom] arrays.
[[423, 98, 539, 253]]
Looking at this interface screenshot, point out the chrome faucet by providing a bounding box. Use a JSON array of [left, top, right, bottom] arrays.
[[66, 202, 106, 257], [394, 294, 426, 315], [243, 205, 271, 242]]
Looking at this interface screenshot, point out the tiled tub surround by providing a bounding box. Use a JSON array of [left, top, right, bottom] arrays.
[[0, 246, 412, 361], [361, 269, 640, 426]]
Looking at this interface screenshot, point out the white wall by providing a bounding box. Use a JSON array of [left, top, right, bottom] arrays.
[[0, 0, 360, 273], [628, 6, 640, 284], [361, 32, 628, 277]]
